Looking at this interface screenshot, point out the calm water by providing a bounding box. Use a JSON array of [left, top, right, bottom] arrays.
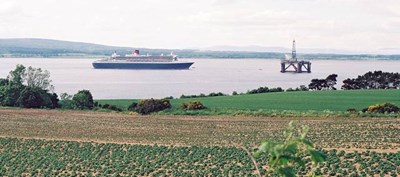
[[1, 58, 399, 99]]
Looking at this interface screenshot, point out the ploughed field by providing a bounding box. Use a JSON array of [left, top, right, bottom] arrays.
[[0, 109, 399, 176]]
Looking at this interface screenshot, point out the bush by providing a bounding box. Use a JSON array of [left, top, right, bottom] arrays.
[[247, 87, 284, 94], [366, 103, 399, 114], [347, 108, 357, 113], [128, 102, 138, 111], [180, 101, 206, 110], [72, 90, 94, 110], [18, 87, 51, 108], [59, 93, 74, 109], [100, 103, 122, 112], [135, 99, 171, 115], [107, 105, 122, 112], [208, 92, 225, 97]]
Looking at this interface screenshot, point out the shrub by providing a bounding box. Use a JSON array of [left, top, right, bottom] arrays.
[[286, 88, 295, 92], [180, 101, 206, 110], [59, 93, 74, 109], [366, 103, 399, 114], [49, 93, 60, 109], [232, 91, 238, 95], [72, 90, 94, 110], [135, 99, 171, 115], [128, 102, 138, 111], [347, 108, 357, 113], [107, 105, 122, 112], [100, 104, 122, 112], [18, 87, 51, 108], [247, 87, 284, 94], [101, 104, 110, 109], [163, 96, 174, 99], [208, 92, 225, 97]]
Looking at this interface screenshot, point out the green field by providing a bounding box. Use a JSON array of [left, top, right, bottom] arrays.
[[97, 89, 400, 112]]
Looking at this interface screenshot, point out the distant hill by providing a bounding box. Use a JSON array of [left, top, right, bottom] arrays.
[[0, 38, 134, 57], [203, 45, 390, 55], [0, 38, 399, 60]]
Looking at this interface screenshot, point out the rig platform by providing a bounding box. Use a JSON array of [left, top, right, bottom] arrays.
[[280, 40, 311, 73]]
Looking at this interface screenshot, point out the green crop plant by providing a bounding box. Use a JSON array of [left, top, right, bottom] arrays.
[[252, 121, 326, 177]]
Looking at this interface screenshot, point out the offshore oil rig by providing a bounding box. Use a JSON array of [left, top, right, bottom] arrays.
[[280, 40, 311, 73]]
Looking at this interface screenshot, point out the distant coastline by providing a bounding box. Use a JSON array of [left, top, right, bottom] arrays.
[[1, 38, 399, 60]]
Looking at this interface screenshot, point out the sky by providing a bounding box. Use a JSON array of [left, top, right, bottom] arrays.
[[0, 0, 399, 54]]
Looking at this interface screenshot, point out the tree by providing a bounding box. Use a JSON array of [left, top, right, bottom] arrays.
[[308, 79, 326, 90], [7, 64, 26, 86], [59, 93, 74, 109], [0, 65, 27, 106], [0, 79, 8, 86], [325, 74, 338, 90], [0, 84, 25, 106], [342, 71, 400, 90], [72, 90, 94, 109], [18, 87, 51, 108], [308, 74, 338, 91], [49, 93, 60, 109], [0, 65, 57, 108], [23, 66, 53, 91]]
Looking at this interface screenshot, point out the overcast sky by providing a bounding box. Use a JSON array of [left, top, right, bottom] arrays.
[[0, 0, 399, 53]]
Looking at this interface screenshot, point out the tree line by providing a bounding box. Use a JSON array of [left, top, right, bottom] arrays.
[[307, 71, 400, 91], [0, 65, 95, 110]]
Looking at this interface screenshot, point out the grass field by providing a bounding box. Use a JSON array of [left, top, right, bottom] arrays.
[[97, 89, 400, 113]]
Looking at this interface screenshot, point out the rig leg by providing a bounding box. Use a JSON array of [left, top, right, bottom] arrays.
[[280, 63, 286, 73]]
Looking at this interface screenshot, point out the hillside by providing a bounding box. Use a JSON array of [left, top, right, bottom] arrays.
[[0, 38, 132, 57], [1, 38, 399, 59]]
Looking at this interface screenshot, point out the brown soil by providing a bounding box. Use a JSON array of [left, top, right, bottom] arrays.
[[0, 108, 399, 152]]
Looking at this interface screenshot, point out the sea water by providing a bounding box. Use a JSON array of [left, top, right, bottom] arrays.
[[0, 58, 399, 99]]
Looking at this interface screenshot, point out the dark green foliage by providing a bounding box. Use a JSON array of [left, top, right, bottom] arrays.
[[0, 84, 25, 106], [180, 92, 226, 99], [342, 71, 400, 90], [59, 93, 74, 109], [247, 87, 283, 94], [136, 99, 171, 115], [127, 102, 138, 111], [101, 104, 123, 112], [0, 64, 58, 108], [232, 91, 238, 95], [309, 74, 338, 90], [163, 96, 174, 99], [180, 101, 206, 110], [347, 108, 357, 113], [208, 92, 226, 97], [72, 90, 94, 110], [7, 64, 26, 86], [365, 103, 400, 114], [0, 78, 8, 86], [49, 93, 60, 109], [18, 87, 52, 108]]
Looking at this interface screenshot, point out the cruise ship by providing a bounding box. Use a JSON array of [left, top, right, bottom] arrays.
[[92, 50, 194, 69]]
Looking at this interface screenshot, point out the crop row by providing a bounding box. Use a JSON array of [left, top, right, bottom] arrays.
[[0, 138, 398, 176]]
